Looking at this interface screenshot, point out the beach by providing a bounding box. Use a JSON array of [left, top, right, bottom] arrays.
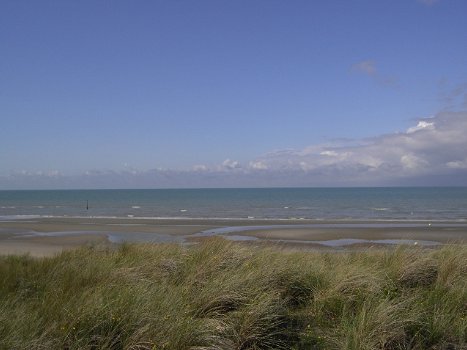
[[1, 216, 466, 256], [1, 192, 466, 349], [1, 188, 466, 256]]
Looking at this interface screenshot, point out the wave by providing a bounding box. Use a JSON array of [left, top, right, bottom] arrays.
[[0, 215, 42, 221], [1, 214, 466, 224], [106, 223, 147, 226]]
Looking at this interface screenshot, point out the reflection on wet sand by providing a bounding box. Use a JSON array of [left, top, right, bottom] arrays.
[[0, 217, 465, 256]]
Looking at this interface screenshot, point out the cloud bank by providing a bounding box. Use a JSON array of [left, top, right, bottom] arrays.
[[2, 111, 467, 189], [247, 111, 467, 186]]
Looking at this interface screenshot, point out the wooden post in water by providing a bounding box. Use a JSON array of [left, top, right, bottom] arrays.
[[86, 200, 89, 210]]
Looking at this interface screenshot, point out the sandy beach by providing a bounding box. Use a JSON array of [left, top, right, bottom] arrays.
[[1, 216, 466, 256]]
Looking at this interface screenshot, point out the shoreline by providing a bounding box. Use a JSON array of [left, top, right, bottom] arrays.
[[1, 216, 466, 256], [2, 214, 467, 222]]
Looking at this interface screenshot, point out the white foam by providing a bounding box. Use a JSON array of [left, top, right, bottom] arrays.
[[0, 215, 42, 221], [106, 224, 146, 226]]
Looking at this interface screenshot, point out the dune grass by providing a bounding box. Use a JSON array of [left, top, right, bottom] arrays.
[[0, 239, 465, 349]]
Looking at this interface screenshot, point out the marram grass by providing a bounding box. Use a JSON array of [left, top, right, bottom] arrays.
[[0, 239, 465, 349]]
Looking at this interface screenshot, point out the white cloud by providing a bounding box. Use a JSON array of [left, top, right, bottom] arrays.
[[193, 164, 208, 172], [352, 60, 376, 76], [400, 154, 428, 170], [222, 159, 241, 170], [406, 120, 435, 133], [10, 170, 63, 177], [249, 161, 268, 170], [446, 159, 467, 169], [248, 111, 467, 184], [320, 150, 339, 157], [352, 60, 398, 88], [2, 111, 467, 189], [438, 81, 467, 110]]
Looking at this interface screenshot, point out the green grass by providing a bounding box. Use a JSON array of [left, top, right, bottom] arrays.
[[0, 239, 465, 349]]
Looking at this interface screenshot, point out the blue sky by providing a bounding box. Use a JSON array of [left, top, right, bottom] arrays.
[[1, 0, 466, 188]]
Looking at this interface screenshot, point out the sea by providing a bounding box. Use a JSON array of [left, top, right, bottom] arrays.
[[0, 187, 466, 222]]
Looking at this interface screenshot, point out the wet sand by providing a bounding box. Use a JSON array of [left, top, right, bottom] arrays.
[[0, 233, 108, 257], [240, 226, 467, 243], [0, 217, 216, 257], [0, 217, 466, 256]]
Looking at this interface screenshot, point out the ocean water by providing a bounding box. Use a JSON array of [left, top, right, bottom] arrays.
[[0, 187, 466, 221]]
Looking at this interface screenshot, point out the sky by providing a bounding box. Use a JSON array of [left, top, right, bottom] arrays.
[[1, 0, 466, 189]]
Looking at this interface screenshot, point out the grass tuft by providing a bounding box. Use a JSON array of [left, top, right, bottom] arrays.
[[0, 239, 465, 349]]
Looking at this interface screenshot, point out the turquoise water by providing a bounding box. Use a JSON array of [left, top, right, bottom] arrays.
[[0, 187, 466, 221]]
